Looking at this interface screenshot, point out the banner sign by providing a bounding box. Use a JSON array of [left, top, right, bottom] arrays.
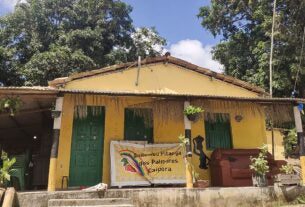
[[110, 141, 186, 187]]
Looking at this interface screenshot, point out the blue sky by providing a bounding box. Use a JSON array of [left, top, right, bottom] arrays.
[[0, 0, 223, 72], [123, 0, 220, 46], [123, 0, 223, 71]]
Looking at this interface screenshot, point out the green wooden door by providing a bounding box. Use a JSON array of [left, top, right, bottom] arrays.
[[205, 113, 232, 150], [69, 106, 105, 187]]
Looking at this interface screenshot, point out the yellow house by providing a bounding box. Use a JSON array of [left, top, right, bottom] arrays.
[[46, 55, 297, 190]]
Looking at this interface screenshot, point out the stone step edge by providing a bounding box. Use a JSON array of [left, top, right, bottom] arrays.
[[50, 205, 135, 207], [48, 198, 131, 201], [48, 198, 132, 206]]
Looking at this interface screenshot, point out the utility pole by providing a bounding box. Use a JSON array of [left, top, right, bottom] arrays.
[[269, 0, 277, 158], [269, 0, 276, 97]]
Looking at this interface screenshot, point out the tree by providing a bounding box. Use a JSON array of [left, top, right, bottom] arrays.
[[0, 0, 166, 86], [198, 0, 305, 97], [105, 27, 167, 65]]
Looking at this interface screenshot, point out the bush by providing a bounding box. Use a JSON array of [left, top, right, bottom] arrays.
[[280, 164, 294, 174], [249, 144, 269, 176], [0, 151, 16, 186], [283, 128, 297, 158]]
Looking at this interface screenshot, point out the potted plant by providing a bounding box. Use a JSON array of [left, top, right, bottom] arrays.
[[0, 97, 23, 116], [0, 151, 16, 188], [249, 144, 269, 187], [183, 105, 204, 122], [275, 164, 300, 186]]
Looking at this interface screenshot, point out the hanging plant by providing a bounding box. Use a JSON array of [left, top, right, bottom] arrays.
[[0, 97, 23, 116], [183, 105, 204, 122]]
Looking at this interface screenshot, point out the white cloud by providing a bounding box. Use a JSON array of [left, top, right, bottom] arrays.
[[0, 0, 18, 10], [0, 0, 25, 14], [169, 39, 223, 73]]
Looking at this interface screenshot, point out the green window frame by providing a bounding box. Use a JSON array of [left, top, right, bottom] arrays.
[[204, 113, 233, 150], [124, 108, 153, 143]]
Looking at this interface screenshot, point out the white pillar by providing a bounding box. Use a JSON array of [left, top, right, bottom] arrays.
[[48, 96, 64, 191], [184, 101, 192, 156], [294, 104, 305, 183]]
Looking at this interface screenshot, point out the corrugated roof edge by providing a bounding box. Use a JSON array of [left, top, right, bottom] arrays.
[[48, 55, 268, 96], [0, 86, 58, 95], [0, 86, 304, 104], [58, 89, 305, 104]]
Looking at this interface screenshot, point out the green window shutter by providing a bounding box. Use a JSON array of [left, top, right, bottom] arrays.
[[205, 113, 232, 150], [124, 108, 153, 143]]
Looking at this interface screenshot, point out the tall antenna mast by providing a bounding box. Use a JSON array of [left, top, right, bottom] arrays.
[[269, 0, 277, 97]]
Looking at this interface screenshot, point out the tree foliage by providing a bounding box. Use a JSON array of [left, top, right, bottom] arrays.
[[283, 128, 298, 158], [198, 0, 305, 97], [0, 0, 166, 86]]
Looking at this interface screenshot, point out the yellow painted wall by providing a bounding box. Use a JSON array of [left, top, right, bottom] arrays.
[[55, 94, 266, 188], [191, 103, 266, 181], [65, 63, 259, 97], [266, 129, 285, 160]]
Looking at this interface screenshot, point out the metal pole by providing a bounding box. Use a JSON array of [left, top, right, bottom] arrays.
[[269, 0, 276, 97], [271, 122, 275, 157], [269, 1, 276, 156], [135, 56, 141, 86]]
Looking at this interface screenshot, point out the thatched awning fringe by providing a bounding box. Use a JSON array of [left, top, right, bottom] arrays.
[[68, 94, 295, 125]]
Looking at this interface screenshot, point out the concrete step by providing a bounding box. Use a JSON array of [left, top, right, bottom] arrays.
[[51, 205, 134, 207], [48, 198, 133, 207]]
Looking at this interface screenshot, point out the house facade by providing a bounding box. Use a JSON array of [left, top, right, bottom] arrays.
[[45, 56, 276, 190]]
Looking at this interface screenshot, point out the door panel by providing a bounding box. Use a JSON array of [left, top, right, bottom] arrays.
[[69, 106, 105, 187], [205, 113, 232, 150]]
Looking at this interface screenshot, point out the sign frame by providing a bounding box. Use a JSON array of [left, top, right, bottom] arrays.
[[110, 141, 186, 187]]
